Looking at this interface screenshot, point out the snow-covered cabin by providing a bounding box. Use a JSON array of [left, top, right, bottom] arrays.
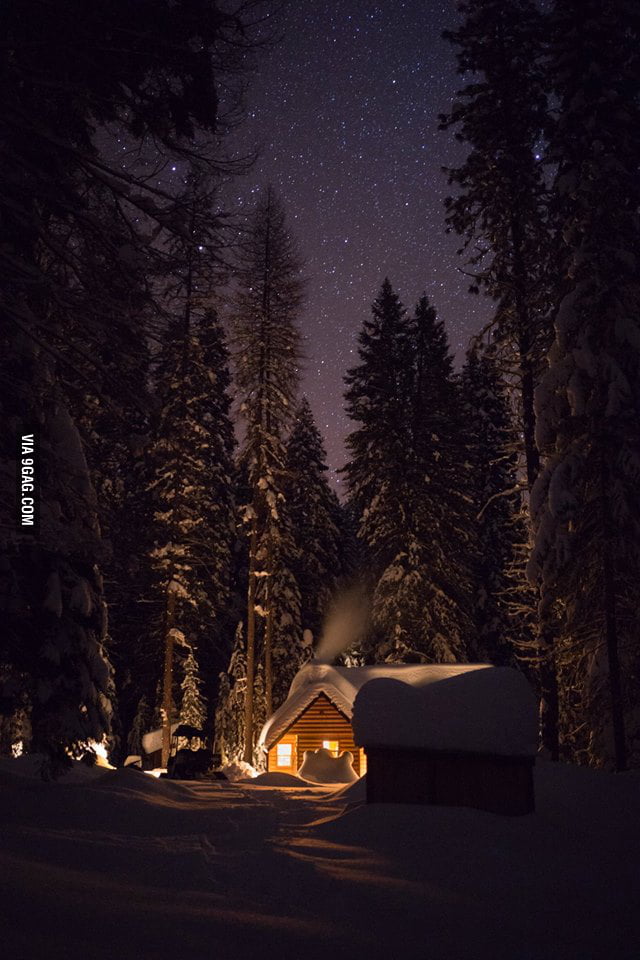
[[352, 665, 538, 815], [258, 662, 503, 778]]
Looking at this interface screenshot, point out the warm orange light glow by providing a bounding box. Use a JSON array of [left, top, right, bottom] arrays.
[[322, 740, 339, 757]]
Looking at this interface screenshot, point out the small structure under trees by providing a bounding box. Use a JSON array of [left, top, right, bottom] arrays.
[[352, 665, 538, 815]]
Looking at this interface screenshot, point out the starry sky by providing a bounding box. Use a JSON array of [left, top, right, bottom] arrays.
[[233, 0, 491, 485]]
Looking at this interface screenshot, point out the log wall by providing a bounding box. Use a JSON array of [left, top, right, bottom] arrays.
[[267, 694, 362, 775]]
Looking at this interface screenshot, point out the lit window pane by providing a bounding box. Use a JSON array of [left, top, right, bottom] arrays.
[[322, 740, 339, 757], [276, 743, 292, 766]]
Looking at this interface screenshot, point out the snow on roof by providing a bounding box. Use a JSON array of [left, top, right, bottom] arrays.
[[258, 661, 494, 752], [141, 723, 178, 755], [352, 666, 538, 756]]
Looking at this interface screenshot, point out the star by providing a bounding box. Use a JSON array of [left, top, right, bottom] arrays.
[[229, 1, 490, 485]]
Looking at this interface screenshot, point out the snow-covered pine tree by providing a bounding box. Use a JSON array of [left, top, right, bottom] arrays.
[[344, 287, 475, 663], [393, 295, 475, 662], [149, 297, 236, 763], [528, 0, 640, 771], [149, 176, 236, 765], [440, 0, 558, 754], [461, 344, 521, 663], [440, 0, 551, 493], [215, 622, 247, 766], [284, 397, 346, 640], [179, 649, 207, 730], [0, 3, 259, 772], [343, 279, 412, 563], [230, 187, 304, 759], [127, 695, 152, 759]]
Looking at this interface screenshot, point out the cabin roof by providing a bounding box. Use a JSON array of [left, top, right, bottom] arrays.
[[141, 723, 178, 756], [258, 661, 493, 752]]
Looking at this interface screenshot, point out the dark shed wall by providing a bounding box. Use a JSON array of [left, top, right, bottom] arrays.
[[365, 747, 535, 815]]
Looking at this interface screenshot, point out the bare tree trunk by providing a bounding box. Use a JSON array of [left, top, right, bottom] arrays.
[[600, 457, 627, 771], [161, 587, 176, 767], [243, 518, 258, 763]]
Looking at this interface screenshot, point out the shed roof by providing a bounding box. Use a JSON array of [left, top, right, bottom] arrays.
[[258, 661, 493, 752], [352, 666, 538, 756], [141, 723, 178, 756]]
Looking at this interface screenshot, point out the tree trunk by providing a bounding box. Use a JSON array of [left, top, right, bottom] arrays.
[[538, 634, 559, 760], [511, 212, 558, 759], [600, 457, 627, 771], [161, 586, 176, 767], [243, 518, 258, 763], [264, 598, 274, 718]]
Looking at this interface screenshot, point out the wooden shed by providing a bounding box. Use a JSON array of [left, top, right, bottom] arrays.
[[352, 666, 538, 815]]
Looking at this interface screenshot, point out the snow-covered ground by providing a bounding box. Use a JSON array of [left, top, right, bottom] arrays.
[[1, 757, 638, 959]]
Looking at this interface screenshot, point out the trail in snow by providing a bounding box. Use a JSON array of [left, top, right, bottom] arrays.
[[1, 760, 639, 960]]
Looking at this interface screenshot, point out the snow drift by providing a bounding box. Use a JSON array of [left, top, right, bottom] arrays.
[[298, 747, 358, 784]]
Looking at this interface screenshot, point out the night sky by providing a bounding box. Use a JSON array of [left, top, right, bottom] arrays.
[[233, 1, 490, 484]]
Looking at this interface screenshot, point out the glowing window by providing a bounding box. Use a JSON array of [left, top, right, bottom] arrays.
[[322, 740, 339, 757], [276, 743, 293, 767]]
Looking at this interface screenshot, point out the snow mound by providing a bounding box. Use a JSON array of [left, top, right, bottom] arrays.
[[89, 766, 190, 799], [242, 772, 310, 787], [352, 667, 537, 756], [0, 754, 109, 783], [325, 774, 367, 803], [298, 747, 358, 784], [222, 760, 259, 781]]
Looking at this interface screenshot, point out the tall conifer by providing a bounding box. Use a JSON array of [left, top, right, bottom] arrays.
[[529, 0, 640, 770], [231, 188, 304, 759]]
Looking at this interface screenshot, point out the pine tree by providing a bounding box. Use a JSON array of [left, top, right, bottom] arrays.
[[230, 187, 304, 758], [528, 0, 640, 771], [284, 397, 346, 639], [440, 0, 551, 491], [440, 0, 558, 754], [179, 649, 207, 729], [0, 1, 259, 771], [127, 696, 152, 758], [343, 279, 412, 562], [149, 303, 235, 764], [344, 287, 475, 663], [461, 344, 520, 663], [214, 623, 247, 766]]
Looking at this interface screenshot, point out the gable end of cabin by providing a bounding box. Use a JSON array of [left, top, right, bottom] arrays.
[[267, 692, 365, 776]]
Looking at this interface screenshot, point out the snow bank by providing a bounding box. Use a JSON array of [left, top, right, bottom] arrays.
[[325, 775, 367, 803], [1, 754, 639, 960], [352, 666, 537, 756], [242, 772, 310, 787], [222, 760, 258, 781], [0, 754, 108, 783], [298, 747, 358, 784]]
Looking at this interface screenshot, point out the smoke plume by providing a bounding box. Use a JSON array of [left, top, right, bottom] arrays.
[[314, 585, 371, 663]]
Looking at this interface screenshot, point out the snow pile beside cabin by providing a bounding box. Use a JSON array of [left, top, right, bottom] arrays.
[[298, 747, 358, 784], [258, 661, 492, 752], [352, 665, 538, 756]]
